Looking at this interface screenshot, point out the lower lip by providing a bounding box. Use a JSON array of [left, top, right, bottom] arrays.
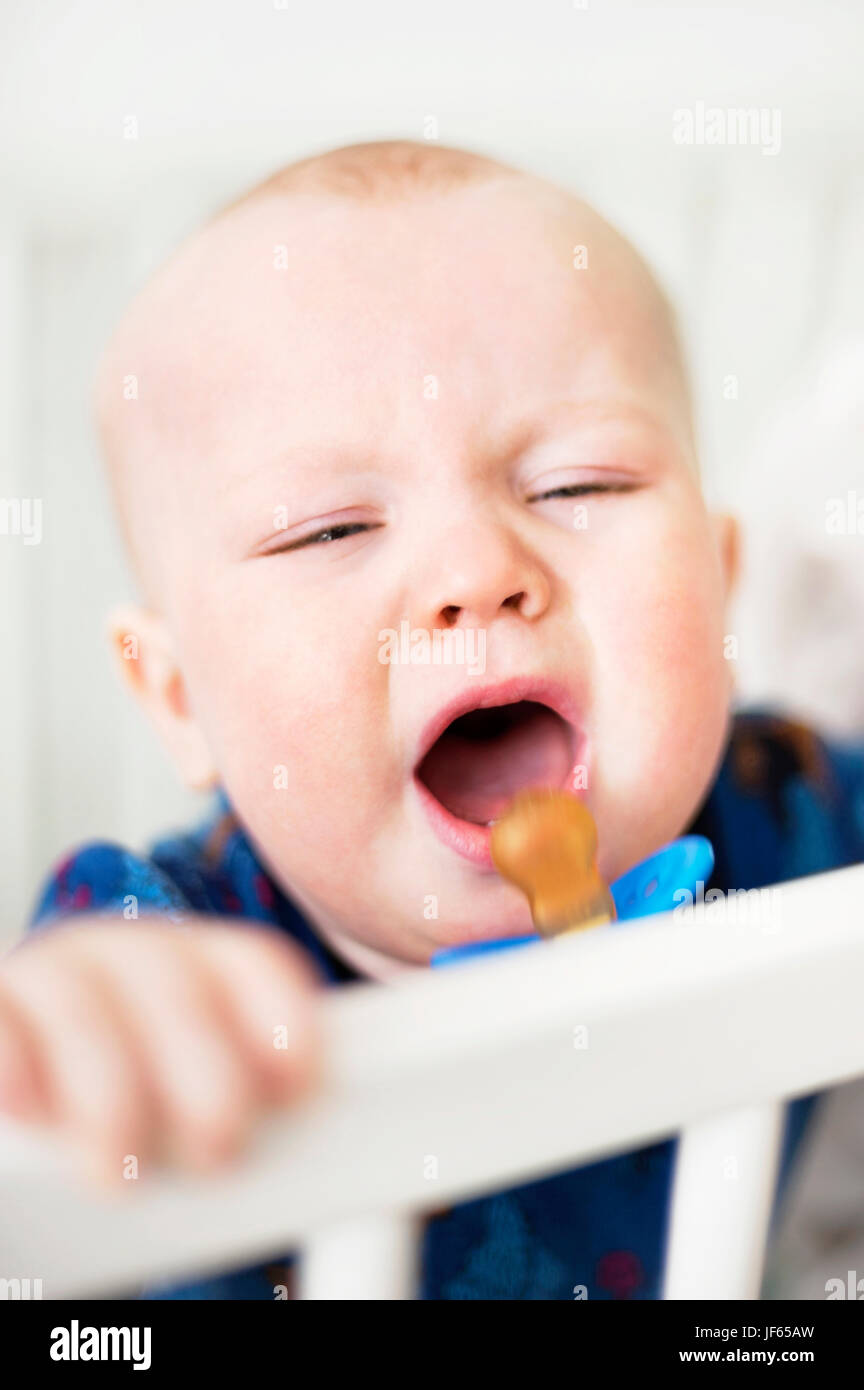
[[413, 749, 589, 871], [413, 777, 498, 869]]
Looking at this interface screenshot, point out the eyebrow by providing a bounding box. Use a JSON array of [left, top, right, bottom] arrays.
[[511, 398, 673, 449], [219, 445, 378, 499]]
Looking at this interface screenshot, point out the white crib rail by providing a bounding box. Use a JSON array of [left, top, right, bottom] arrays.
[[2, 862, 864, 1300]]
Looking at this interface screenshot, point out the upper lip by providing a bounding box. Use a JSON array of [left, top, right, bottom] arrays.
[[412, 674, 583, 775]]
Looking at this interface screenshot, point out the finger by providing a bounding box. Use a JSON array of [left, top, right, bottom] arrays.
[[72, 923, 261, 1173], [192, 923, 325, 1104], [0, 980, 52, 1123], [1, 946, 155, 1189]]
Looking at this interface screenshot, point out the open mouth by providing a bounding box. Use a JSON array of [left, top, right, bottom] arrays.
[[415, 699, 577, 828]]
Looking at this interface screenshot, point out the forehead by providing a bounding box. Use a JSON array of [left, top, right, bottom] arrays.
[[127, 181, 685, 469]]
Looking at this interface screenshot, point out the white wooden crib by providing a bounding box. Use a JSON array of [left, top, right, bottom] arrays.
[[1, 861, 863, 1300]]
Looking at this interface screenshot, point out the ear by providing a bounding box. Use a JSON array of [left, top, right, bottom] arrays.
[[711, 512, 741, 602], [106, 604, 218, 791]]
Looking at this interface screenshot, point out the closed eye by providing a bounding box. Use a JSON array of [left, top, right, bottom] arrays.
[[527, 481, 640, 502], [269, 521, 382, 554]]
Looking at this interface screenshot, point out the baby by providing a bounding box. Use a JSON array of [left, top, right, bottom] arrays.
[[4, 140, 864, 1300]]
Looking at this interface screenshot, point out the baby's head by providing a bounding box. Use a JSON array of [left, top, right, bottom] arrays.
[[95, 140, 738, 978]]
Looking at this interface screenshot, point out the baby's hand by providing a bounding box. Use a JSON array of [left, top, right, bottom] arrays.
[[0, 916, 323, 1188]]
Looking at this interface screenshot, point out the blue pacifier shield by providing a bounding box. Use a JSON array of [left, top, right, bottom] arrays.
[[611, 835, 714, 921]]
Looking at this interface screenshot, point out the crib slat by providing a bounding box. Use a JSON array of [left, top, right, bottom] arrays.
[[663, 1102, 783, 1300], [300, 1211, 420, 1300]]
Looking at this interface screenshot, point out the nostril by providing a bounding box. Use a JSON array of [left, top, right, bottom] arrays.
[[502, 591, 525, 610], [441, 605, 461, 626]]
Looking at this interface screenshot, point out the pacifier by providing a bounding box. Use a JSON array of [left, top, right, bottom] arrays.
[[431, 788, 713, 967]]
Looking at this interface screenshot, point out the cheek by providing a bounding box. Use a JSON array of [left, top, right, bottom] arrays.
[[588, 516, 732, 777], [172, 570, 395, 820]]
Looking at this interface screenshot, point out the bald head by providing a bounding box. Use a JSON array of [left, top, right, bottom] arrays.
[[94, 139, 693, 607]]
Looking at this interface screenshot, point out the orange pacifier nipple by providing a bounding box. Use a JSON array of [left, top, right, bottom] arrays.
[[490, 788, 616, 938]]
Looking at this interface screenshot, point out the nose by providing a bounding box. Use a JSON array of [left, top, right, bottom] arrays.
[[412, 519, 552, 630]]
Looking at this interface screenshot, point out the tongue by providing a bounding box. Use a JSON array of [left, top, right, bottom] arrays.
[[419, 706, 574, 823]]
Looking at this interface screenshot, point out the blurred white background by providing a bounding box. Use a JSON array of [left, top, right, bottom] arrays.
[[1, 0, 863, 941]]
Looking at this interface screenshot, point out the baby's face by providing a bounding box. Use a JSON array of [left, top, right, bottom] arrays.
[[116, 178, 736, 975]]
